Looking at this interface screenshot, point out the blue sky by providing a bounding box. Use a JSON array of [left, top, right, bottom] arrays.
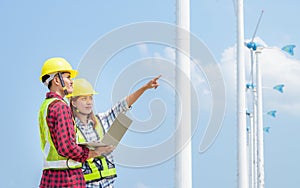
[[1, 0, 299, 187]]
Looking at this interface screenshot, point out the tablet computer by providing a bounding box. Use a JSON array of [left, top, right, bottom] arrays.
[[79, 113, 132, 147]]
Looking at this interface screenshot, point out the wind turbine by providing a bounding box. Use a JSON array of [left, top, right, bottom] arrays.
[[244, 8, 294, 188], [244, 10, 265, 188]]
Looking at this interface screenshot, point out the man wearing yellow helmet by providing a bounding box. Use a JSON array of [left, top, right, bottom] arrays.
[[38, 57, 114, 188], [68, 76, 161, 188]]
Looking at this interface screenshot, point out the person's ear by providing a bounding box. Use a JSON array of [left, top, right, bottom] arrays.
[[52, 76, 61, 86], [71, 100, 77, 108]]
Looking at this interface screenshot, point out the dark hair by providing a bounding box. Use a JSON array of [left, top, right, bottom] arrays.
[[41, 74, 53, 89]]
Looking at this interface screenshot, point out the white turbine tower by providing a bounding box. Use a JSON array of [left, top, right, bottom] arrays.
[[175, 0, 192, 188], [236, 0, 249, 187], [245, 10, 265, 188], [255, 49, 265, 188], [245, 45, 265, 188]]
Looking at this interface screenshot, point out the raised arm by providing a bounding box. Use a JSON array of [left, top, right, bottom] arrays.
[[97, 75, 161, 132], [126, 75, 161, 107]]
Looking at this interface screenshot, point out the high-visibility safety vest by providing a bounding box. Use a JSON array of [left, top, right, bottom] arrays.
[[39, 98, 82, 170], [76, 118, 117, 182]]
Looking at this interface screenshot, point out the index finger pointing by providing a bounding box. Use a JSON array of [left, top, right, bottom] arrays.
[[153, 75, 162, 81]]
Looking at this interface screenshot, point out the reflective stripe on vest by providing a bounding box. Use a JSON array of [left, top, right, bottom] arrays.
[[76, 118, 117, 182], [84, 157, 117, 181], [39, 98, 82, 170]]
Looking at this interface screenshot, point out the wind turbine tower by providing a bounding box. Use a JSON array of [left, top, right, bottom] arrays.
[[236, 0, 249, 187], [175, 0, 192, 188]]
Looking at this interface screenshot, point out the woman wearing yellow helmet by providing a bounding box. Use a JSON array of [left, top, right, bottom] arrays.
[[68, 76, 161, 188]]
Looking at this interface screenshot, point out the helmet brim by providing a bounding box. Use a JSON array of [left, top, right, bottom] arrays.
[[40, 69, 78, 81]]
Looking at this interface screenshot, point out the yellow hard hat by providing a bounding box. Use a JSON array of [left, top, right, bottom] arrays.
[[40, 57, 78, 81], [67, 78, 98, 98]]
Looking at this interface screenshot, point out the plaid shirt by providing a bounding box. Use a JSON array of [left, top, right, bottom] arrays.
[[76, 98, 129, 188], [39, 92, 90, 188]]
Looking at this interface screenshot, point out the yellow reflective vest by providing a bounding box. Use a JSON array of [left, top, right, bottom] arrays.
[[39, 98, 82, 169], [76, 118, 117, 182]]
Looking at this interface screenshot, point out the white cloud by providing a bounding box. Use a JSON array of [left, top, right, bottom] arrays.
[[137, 43, 150, 57], [153, 52, 162, 59], [163, 46, 176, 61], [219, 45, 237, 101], [136, 44, 175, 61], [134, 182, 168, 188], [148, 46, 213, 114], [220, 38, 300, 116], [135, 182, 150, 188], [158, 47, 209, 95], [191, 59, 209, 87]]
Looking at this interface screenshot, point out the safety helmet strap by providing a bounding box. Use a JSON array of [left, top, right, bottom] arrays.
[[57, 72, 69, 95]]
